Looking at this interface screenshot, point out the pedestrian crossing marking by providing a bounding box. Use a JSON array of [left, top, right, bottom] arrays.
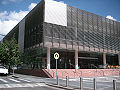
[[0, 79, 8, 83], [8, 78, 21, 82], [0, 83, 46, 88], [18, 78, 31, 82], [0, 78, 33, 83]]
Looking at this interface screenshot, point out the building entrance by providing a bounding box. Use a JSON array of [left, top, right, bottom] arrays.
[[50, 50, 75, 69], [78, 57, 98, 69]]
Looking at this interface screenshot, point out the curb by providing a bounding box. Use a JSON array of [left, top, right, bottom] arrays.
[[45, 83, 75, 90], [10, 75, 19, 78]]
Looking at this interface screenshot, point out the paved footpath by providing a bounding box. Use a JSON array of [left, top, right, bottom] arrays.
[[45, 76, 120, 90]]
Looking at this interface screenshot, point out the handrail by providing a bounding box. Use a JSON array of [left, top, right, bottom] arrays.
[[62, 71, 69, 78], [91, 64, 98, 69]]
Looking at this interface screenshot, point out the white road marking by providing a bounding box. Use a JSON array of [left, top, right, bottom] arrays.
[[5, 84, 11, 88], [98, 86, 112, 90], [0, 78, 8, 83], [0, 83, 46, 88], [8, 78, 21, 82], [18, 78, 31, 82]]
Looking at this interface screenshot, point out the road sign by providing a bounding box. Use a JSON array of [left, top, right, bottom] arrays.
[[54, 52, 59, 59]]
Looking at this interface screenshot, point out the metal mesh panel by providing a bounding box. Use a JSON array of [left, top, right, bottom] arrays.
[[67, 6, 72, 26], [43, 5, 120, 53], [66, 5, 120, 52], [110, 20, 114, 35], [53, 24, 60, 38], [98, 16, 102, 33], [71, 7, 77, 27], [77, 29, 84, 46], [77, 9, 83, 29], [60, 26, 66, 44], [24, 1, 44, 49]]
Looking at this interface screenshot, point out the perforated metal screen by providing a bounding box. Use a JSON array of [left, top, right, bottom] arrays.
[[43, 5, 120, 53]]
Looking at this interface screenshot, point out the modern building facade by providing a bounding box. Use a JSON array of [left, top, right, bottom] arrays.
[[3, 0, 120, 69]]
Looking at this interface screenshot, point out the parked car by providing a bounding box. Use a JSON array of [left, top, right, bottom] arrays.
[[0, 66, 8, 75]]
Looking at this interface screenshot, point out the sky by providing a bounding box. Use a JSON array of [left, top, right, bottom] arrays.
[[0, 0, 120, 41]]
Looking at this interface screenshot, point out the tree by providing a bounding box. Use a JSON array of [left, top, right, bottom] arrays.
[[0, 42, 9, 65], [0, 35, 21, 74]]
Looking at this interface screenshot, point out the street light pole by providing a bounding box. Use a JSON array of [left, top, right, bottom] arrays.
[[56, 59, 57, 78], [54, 52, 59, 85]]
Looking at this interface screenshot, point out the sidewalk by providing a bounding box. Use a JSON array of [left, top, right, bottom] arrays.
[[15, 74, 120, 90], [45, 76, 120, 90]]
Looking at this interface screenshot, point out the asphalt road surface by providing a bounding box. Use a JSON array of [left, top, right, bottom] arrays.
[[0, 86, 65, 90], [0, 74, 120, 90], [0, 75, 64, 90]]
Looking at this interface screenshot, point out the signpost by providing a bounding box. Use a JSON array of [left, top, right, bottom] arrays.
[[54, 52, 59, 85]]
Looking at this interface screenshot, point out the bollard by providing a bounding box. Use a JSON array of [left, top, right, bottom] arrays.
[[119, 71, 120, 78], [94, 78, 96, 90], [66, 76, 69, 87], [56, 75, 59, 85], [113, 80, 116, 90], [80, 77, 83, 90]]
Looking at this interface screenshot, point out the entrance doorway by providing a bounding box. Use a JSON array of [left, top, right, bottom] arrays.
[[78, 57, 98, 69]]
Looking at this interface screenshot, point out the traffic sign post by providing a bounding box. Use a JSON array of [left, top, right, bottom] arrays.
[[54, 52, 59, 85]]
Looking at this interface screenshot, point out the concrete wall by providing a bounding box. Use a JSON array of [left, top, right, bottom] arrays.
[[15, 69, 120, 78]]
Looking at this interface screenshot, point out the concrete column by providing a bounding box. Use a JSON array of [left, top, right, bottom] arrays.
[[118, 54, 120, 65], [75, 50, 78, 69], [103, 52, 106, 65], [47, 47, 50, 69]]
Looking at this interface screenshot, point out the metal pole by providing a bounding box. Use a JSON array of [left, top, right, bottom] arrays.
[[119, 71, 120, 78], [66, 76, 69, 87], [94, 78, 96, 90], [56, 59, 58, 84], [13, 67, 14, 76], [56, 59, 57, 78], [57, 75, 59, 85], [113, 80, 116, 90], [80, 77, 82, 90]]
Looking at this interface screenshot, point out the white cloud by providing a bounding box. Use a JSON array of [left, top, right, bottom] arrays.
[[106, 15, 117, 21], [0, 11, 8, 20], [8, 11, 29, 21], [0, 11, 28, 40], [0, 2, 37, 40], [0, 20, 18, 35], [0, 10, 28, 36], [59, 1, 64, 3], [28, 3, 37, 11]]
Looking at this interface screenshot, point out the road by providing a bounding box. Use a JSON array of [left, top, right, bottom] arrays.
[[0, 74, 120, 90], [0, 86, 64, 90], [0, 75, 64, 90]]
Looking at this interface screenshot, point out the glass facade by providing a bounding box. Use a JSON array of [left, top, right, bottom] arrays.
[[3, 24, 19, 43], [24, 1, 44, 49]]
